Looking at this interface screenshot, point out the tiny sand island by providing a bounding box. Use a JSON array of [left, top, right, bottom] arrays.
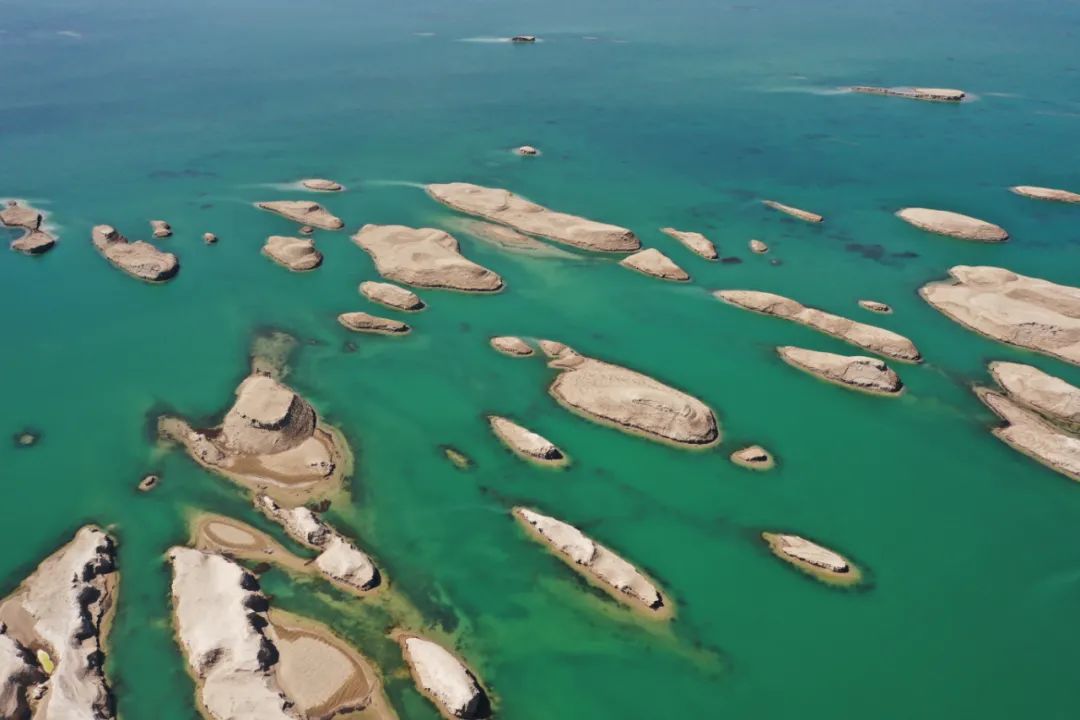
[[300, 178, 344, 192], [920, 266, 1080, 366], [543, 342, 719, 447], [514, 145, 540, 156], [169, 547, 395, 720], [159, 370, 351, 504], [660, 227, 717, 260], [513, 507, 670, 616], [730, 445, 775, 470], [92, 224, 179, 282], [850, 86, 965, 102], [762, 532, 861, 586], [896, 208, 1008, 242], [338, 311, 411, 335], [426, 182, 639, 252], [858, 300, 892, 314], [2, 200, 56, 255], [1010, 185, 1080, 204], [150, 219, 172, 238], [778, 346, 904, 395], [490, 336, 534, 357], [762, 200, 823, 223], [488, 416, 566, 465], [256, 200, 344, 230], [360, 281, 425, 311], [716, 290, 921, 362], [749, 239, 769, 254], [263, 235, 323, 271], [399, 635, 489, 719], [0, 526, 117, 720], [352, 224, 503, 292], [619, 248, 690, 281]]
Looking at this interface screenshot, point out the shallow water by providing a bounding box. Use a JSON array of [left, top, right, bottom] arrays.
[[3, 0, 1080, 718]]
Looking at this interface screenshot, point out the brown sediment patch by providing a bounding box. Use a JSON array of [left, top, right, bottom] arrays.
[[269, 609, 397, 720], [442, 446, 472, 470], [762, 532, 863, 587], [192, 512, 309, 573], [512, 507, 674, 621]]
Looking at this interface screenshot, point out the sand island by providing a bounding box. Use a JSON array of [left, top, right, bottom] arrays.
[[92, 224, 179, 282], [352, 224, 503, 292], [777, 346, 904, 395]]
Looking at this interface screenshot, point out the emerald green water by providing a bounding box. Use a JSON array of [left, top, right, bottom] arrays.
[[4, 0, 1080, 717]]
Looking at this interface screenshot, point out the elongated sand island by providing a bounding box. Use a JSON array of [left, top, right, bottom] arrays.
[[777, 346, 903, 395], [619, 248, 690, 281], [716, 289, 921, 362], [762, 532, 861, 586], [92, 224, 179, 282], [988, 362, 1080, 432], [257, 496, 381, 591], [256, 200, 344, 230], [919, 266, 1080, 366], [0, 526, 117, 720], [398, 635, 489, 719], [352, 224, 503, 292], [360, 281, 425, 311], [542, 342, 719, 447], [169, 547, 395, 720], [896, 208, 1008, 242], [976, 388, 1080, 482], [1010, 186, 1080, 204], [263, 235, 323, 271], [513, 507, 670, 616], [488, 415, 566, 465], [762, 199, 823, 223], [426, 182, 639, 252], [338, 311, 411, 335], [850, 86, 965, 102], [660, 227, 717, 259], [2, 199, 56, 255], [300, 178, 344, 192], [158, 371, 350, 503]]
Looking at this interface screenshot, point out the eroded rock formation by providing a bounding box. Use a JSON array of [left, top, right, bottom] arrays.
[[352, 224, 503, 292]]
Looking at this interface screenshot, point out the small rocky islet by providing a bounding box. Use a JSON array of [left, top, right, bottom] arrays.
[[92, 224, 179, 282], [263, 235, 323, 271], [660, 227, 718, 259], [777, 346, 904, 395], [352, 224, 504, 292], [2, 200, 56, 255]]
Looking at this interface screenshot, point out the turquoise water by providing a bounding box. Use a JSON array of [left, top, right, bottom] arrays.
[[3, 0, 1080, 717]]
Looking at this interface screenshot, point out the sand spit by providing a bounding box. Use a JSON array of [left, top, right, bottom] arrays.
[[488, 416, 566, 465], [337, 312, 410, 335], [762, 532, 861, 585], [399, 635, 488, 719], [850, 86, 965, 102], [2, 200, 55, 255], [660, 228, 717, 260], [749, 239, 769, 254], [619, 248, 690, 281], [256, 201, 344, 230], [300, 178, 344, 192], [0, 526, 117, 720], [360, 281, 425, 311], [92, 224, 178, 282], [716, 289, 921, 362], [545, 343, 719, 446], [858, 300, 892, 314], [988, 362, 1080, 431], [159, 372, 350, 504], [352, 224, 503, 292], [513, 507, 670, 616], [762, 200, 823, 223], [490, 336, 534, 357], [426, 182, 639, 252], [263, 236, 323, 271], [1010, 185, 1080, 203], [538, 340, 569, 358], [730, 445, 774, 470], [443, 217, 578, 259], [896, 208, 1008, 242], [778, 346, 903, 395], [151, 219, 172, 238], [976, 389, 1080, 482], [919, 266, 1080, 366]]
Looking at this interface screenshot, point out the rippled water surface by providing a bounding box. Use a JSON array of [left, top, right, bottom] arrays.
[[3, 1, 1080, 718]]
